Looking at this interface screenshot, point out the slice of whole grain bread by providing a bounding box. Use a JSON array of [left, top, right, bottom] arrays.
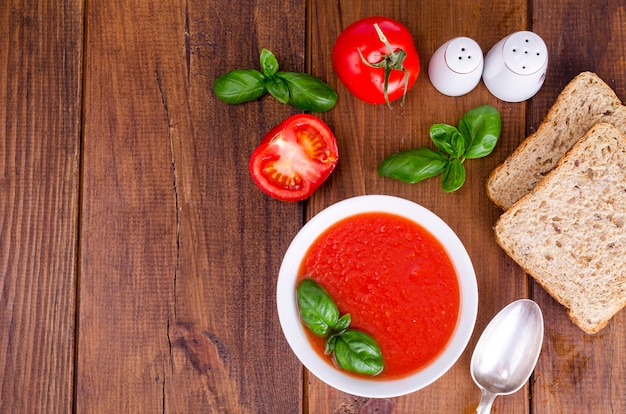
[[487, 72, 626, 210], [494, 123, 626, 334]]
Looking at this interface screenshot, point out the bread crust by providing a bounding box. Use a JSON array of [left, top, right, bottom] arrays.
[[495, 123, 626, 334], [487, 72, 625, 210]]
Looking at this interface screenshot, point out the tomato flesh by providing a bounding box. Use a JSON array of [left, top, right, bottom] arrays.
[[332, 16, 420, 105], [250, 114, 338, 201]]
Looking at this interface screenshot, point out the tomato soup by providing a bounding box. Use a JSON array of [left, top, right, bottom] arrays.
[[298, 212, 460, 379]]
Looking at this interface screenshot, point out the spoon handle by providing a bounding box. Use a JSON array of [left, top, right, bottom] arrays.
[[476, 389, 498, 414]]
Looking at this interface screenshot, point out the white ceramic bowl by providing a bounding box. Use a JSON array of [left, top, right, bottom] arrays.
[[276, 195, 478, 398]]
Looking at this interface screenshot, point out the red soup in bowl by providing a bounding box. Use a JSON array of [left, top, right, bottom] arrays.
[[298, 211, 460, 379], [277, 195, 477, 398]]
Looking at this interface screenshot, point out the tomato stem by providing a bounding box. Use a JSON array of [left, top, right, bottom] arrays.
[[373, 23, 397, 61], [357, 23, 410, 109]]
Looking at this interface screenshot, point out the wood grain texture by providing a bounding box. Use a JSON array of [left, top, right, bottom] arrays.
[[164, 1, 306, 412], [77, 0, 304, 412], [2, 0, 625, 412], [77, 1, 179, 410], [0, 1, 83, 413], [306, 1, 530, 412], [530, 1, 626, 413]]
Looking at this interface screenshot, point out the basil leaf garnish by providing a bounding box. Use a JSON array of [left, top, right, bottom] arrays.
[[333, 330, 384, 376], [378, 147, 449, 184], [333, 313, 351, 332], [379, 105, 500, 191], [213, 69, 266, 104], [441, 158, 466, 192], [297, 279, 340, 337], [265, 76, 290, 104], [260, 48, 279, 77], [296, 279, 384, 376], [213, 49, 337, 112], [276, 72, 338, 113], [430, 124, 465, 158], [459, 105, 501, 159], [325, 334, 338, 354]]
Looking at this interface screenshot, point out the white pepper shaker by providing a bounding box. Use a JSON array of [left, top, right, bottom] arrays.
[[428, 37, 484, 97], [482, 31, 548, 102]]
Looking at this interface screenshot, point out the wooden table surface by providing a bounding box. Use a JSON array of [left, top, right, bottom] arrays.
[[1, 0, 625, 412]]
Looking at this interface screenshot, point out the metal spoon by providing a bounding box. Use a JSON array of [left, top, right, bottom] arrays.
[[470, 299, 544, 413]]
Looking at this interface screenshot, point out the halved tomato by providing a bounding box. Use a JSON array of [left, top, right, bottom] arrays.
[[250, 114, 339, 201]]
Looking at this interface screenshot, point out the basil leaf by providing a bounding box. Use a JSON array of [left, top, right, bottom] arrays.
[[325, 334, 338, 354], [441, 158, 466, 192], [325, 315, 350, 354], [333, 313, 351, 332], [333, 330, 384, 376], [260, 48, 279, 76], [296, 279, 340, 337], [214, 49, 338, 111], [213, 69, 266, 104], [276, 72, 338, 112], [378, 148, 449, 183], [458, 105, 501, 159], [265, 76, 290, 104], [430, 124, 466, 158]]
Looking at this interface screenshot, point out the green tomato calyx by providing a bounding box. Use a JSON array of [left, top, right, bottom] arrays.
[[357, 23, 410, 109]]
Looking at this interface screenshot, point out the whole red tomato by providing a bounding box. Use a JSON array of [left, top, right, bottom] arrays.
[[332, 16, 420, 107], [250, 114, 338, 202]]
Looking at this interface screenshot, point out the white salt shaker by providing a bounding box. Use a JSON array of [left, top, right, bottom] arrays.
[[482, 31, 548, 102], [428, 37, 484, 97]]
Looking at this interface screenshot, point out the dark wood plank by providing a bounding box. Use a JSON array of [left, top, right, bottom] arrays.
[[4, 0, 623, 412], [0, 1, 83, 412], [77, 2, 177, 409], [77, 0, 304, 411], [166, 0, 306, 412], [530, 1, 626, 412], [307, 1, 530, 412]]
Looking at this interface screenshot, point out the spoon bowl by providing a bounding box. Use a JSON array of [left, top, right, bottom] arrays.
[[470, 299, 544, 413]]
